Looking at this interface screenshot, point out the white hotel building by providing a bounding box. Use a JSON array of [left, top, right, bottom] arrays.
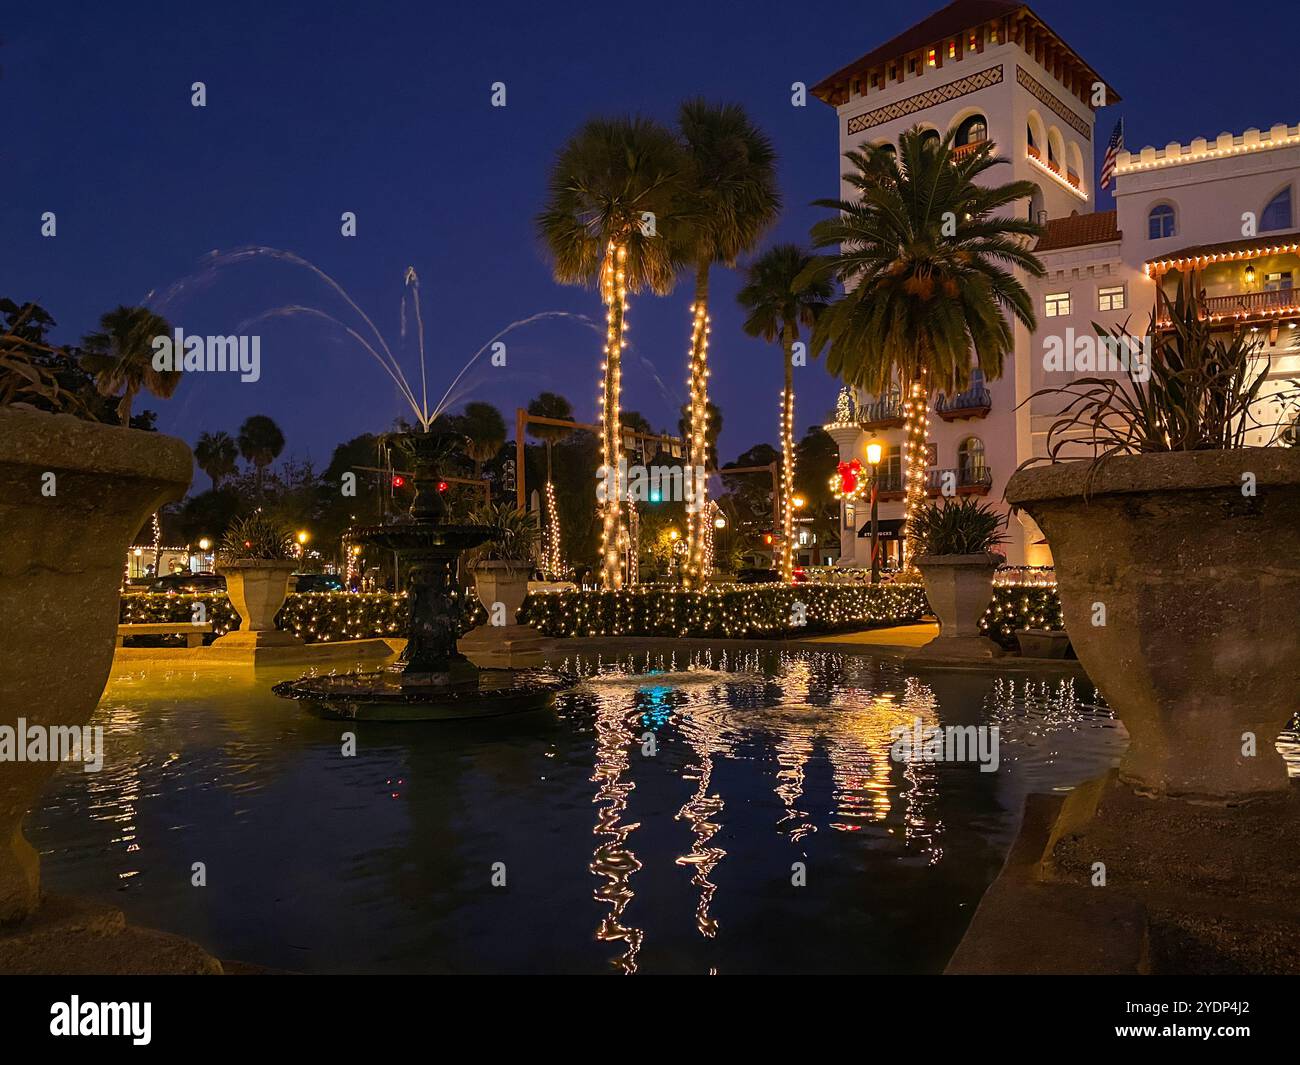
[[812, 0, 1300, 566]]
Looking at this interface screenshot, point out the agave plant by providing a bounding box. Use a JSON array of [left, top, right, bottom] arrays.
[[217, 513, 295, 562], [0, 304, 88, 415], [910, 497, 1007, 557], [466, 502, 540, 564], [1027, 280, 1300, 461]]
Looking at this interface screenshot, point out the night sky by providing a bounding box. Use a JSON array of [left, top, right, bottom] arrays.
[[3, 0, 1290, 473]]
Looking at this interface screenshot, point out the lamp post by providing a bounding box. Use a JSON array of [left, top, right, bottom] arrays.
[[866, 442, 883, 584]]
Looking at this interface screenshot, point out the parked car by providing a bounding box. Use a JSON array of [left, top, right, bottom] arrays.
[[149, 572, 226, 594], [290, 573, 344, 593], [735, 567, 781, 584]]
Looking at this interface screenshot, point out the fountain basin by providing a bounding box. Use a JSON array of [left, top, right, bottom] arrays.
[[272, 667, 576, 721]]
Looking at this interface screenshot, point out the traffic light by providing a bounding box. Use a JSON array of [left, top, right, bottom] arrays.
[[437, 480, 449, 492], [391, 474, 406, 489]]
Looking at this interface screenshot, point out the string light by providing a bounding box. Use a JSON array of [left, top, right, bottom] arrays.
[[598, 241, 629, 590], [683, 300, 712, 588], [900, 370, 930, 573], [779, 377, 796, 582], [543, 479, 564, 579]]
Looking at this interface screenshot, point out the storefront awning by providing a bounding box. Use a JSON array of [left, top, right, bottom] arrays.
[[857, 518, 905, 540]]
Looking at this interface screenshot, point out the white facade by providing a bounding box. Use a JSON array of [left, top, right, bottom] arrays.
[[815, 5, 1300, 567]]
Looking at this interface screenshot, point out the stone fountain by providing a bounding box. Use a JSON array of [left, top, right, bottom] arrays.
[[273, 430, 573, 720]]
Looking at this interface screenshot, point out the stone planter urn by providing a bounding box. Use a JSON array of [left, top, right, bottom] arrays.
[[1006, 449, 1300, 800], [0, 408, 220, 971], [460, 560, 542, 668], [213, 559, 301, 647], [912, 552, 1004, 659]]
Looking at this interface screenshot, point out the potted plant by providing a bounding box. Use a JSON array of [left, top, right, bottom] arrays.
[[214, 513, 301, 646], [464, 502, 538, 621], [460, 502, 543, 667], [910, 496, 1007, 659], [1007, 282, 1300, 800]]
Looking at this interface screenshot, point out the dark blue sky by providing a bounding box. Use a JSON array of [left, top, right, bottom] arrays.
[[4, 0, 1290, 472]]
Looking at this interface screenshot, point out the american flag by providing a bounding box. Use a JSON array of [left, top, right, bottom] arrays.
[[1099, 118, 1124, 191]]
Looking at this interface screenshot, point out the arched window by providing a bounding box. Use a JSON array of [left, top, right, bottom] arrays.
[[1026, 122, 1037, 150], [1261, 187, 1294, 232], [958, 436, 987, 480], [955, 114, 988, 146], [873, 142, 897, 161], [920, 129, 941, 149], [1148, 203, 1176, 240]]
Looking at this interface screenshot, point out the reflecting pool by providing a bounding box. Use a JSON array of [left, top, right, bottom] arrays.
[[31, 648, 1295, 973]]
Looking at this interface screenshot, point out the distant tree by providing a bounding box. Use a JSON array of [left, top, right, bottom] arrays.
[[194, 431, 239, 490], [456, 402, 507, 480], [176, 488, 243, 546], [237, 414, 286, 495], [80, 305, 179, 426], [721, 442, 780, 528], [526, 391, 575, 483], [619, 410, 654, 435], [794, 425, 840, 563]]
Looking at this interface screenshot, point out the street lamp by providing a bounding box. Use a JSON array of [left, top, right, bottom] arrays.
[[866, 441, 883, 584], [296, 530, 309, 565]]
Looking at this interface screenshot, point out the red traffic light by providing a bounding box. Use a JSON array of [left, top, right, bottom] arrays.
[[391, 475, 406, 489], [762, 533, 774, 545], [437, 480, 449, 492]]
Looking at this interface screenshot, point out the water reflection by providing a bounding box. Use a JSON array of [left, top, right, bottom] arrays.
[[35, 649, 1294, 973]]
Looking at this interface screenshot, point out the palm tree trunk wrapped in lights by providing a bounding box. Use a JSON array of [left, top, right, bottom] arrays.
[[677, 101, 780, 589], [779, 325, 797, 582], [737, 244, 831, 585], [683, 286, 711, 586], [599, 241, 629, 588], [536, 116, 687, 591], [901, 372, 930, 571]]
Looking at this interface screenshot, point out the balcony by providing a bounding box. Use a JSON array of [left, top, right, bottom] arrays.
[[859, 397, 905, 430], [873, 466, 992, 501], [950, 138, 991, 161], [1176, 287, 1300, 327], [926, 465, 993, 496], [935, 382, 992, 421]]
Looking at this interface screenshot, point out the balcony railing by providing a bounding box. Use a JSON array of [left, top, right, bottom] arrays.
[[926, 465, 993, 495], [872, 466, 992, 499], [935, 383, 992, 420], [1154, 286, 1300, 328], [859, 397, 905, 429], [950, 138, 991, 160]]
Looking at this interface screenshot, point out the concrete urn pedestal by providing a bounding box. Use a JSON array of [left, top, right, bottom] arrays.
[[212, 559, 301, 649], [949, 450, 1300, 974], [460, 561, 543, 668], [0, 408, 222, 973], [911, 552, 1004, 660]]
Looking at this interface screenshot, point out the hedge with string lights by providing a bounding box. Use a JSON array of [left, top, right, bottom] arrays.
[[515, 584, 929, 638], [979, 586, 1066, 650], [120, 585, 931, 642]]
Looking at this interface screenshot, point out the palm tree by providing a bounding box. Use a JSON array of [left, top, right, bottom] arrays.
[[194, 431, 238, 490], [80, 305, 179, 425], [677, 99, 780, 587], [458, 401, 506, 480], [737, 244, 832, 582], [526, 391, 575, 483], [678, 399, 723, 472], [802, 128, 1043, 564], [237, 414, 285, 495], [537, 115, 687, 588]]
